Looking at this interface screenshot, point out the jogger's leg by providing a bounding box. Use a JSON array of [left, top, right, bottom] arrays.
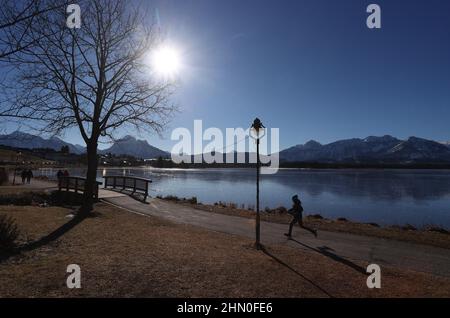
[[288, 216, 299, 236], [287, 221, 293, 236]]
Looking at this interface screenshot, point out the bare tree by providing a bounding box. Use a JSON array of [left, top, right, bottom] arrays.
[[2, 0, 176, 214], [0, 0, 64, 59]]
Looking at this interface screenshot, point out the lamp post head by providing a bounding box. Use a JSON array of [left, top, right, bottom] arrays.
[[250, 117, 266, 140], [251, 118, 264, 131]]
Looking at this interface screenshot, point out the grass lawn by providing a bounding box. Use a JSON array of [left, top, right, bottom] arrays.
[[0, 203, 449, 297]]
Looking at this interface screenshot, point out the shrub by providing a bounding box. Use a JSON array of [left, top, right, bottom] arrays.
[[160, 195, 181, 201], [337, 217, 348, 222], [308, 214, 323, 220], [0, 168, 8, 186], [0, 191, 84, 207], [188, 197, 197, 204], [402, 224, 417, 231], [216, 201, 227, 208], [0, 192, 33, 205], [267, 206, 287, 214], [0, 214, 20, 251], [48, 190, 84, 206], [275, 206, 288, 214], [424, 225, 449, 235]]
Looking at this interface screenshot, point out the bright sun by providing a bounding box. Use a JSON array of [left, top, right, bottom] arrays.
[[151, 46, 181, 77]]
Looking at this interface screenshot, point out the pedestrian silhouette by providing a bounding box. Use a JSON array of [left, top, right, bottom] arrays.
[[26, 169, 33, 184], [284, 194, 317, 238], [21, 169, 27, 184]]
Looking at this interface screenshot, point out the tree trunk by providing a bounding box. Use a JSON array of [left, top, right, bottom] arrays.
[[79, 141, 99, 215]]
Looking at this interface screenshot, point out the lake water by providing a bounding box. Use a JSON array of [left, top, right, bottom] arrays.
[[38, 167, 450, 228]]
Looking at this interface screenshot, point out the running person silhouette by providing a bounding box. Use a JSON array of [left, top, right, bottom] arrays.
[[284, 194, 317, 238]]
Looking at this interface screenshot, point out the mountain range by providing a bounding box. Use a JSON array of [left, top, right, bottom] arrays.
[[0, 132, 168, 159], [279, 135, 450, 163], [99, 135, 169, 159], [1, 131, 450, 164], [0, 131, 85, 154]]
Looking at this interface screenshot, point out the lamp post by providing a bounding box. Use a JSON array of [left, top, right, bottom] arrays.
[[250, 118, 265, 250], [12, 151, 22, 185]]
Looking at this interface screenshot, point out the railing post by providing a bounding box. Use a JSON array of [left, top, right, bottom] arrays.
[[95, 183, 98, 200], [143, 181, 148, 203], [75, 178, 78, 193], [133, 178, 136, 194], [66, 177, 69, 192], [113, 176, 116, 189], [104, 177, 107, 189], [122, 177, 126, 190]]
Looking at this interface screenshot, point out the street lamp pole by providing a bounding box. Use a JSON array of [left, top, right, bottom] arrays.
[[250, 118, 265, 250], [256, 132, 261, 249], [12, 151, 22, 185]]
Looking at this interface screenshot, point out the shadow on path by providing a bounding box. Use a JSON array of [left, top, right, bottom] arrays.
[[289, 238, 368, 275], [0, 215, 85, 263], [260, 245, 333, 298], [299, 225, 317, 236]]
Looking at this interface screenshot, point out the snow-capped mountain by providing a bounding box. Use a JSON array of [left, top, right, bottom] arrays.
[[0, 131, 85, 154], [440, 141, 450, 148], [280, 135, 450, 163], [100, 135, 168, 159]]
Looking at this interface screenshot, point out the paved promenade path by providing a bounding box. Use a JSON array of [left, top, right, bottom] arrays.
[[6, 177, 58, 191], [103, 195, 450, 278]]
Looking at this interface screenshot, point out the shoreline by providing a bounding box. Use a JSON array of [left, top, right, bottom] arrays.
[[1, 179, 449, 249], [156, 195, 450, 250], [30, 165, 450, 171]]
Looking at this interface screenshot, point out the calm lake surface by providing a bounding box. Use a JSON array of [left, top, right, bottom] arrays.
[[38, 167, 450, 228]]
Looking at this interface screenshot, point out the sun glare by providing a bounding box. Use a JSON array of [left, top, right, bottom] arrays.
[[151, 45, 181, 77]]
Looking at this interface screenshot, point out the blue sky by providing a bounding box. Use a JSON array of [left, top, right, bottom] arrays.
[[6, 0, 450, 151]]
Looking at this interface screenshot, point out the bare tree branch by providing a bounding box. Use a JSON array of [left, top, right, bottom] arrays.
[[0, 0, 66, 59]]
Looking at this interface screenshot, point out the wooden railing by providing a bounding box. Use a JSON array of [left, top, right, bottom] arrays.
[[103, 175, 152, 202], [58, 176, 102, 200]]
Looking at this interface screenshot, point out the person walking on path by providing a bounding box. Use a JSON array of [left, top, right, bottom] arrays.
[[26, 169, 33, 184], [284, 194, 317, 238], [21, 169, 27, 184]]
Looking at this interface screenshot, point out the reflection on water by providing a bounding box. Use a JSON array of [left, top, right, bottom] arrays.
[[37, 167, 450, 228]]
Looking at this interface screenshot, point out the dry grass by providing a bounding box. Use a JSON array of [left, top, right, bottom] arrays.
[[0, 204, 449, 298], [0, 185, 49, 196], [168, 201, 450, 250]]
